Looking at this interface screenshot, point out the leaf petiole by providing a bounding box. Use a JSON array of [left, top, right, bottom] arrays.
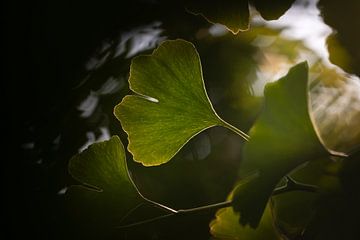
[[220, 120, 250, 141], [118, 176, 317, 228], [272, 176, 318, 196], [117, 200, 233, 228]]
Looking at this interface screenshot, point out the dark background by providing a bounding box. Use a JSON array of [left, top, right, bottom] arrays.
[[3, 0, 359, 239]]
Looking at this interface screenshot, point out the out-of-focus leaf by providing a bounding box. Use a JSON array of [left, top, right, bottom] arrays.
[[271, 158, 341, 238], [185, 0, 295, 34], [210, 187, 281, 240], [301, 150, 360, 240], [67, 136, 144, 227], [232, 62, 341, 227], [319, 0, 360, 76], [114, 39, 246, 166], [186, 0, 250, 34], [251, 0, 295, 20]]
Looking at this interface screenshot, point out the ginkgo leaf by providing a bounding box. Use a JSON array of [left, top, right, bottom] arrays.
[[271, 158, 340, 238], [114, 39, 247, 166], [185, 0, 295, 34], [67, 136, 144, 227], [210, 187, 281, 240], [232, 62, 342, 228], [251, 0, 295, 20], [186, 0, 250, 34]]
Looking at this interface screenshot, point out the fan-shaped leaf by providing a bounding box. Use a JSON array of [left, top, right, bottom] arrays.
[[186, 0, 250, 34], [185, 0, 295, 34], [232, 62, 336, 227], [114, 39, 245, 166], [67, 136, 144, 226], [210, 185, 280, 240]]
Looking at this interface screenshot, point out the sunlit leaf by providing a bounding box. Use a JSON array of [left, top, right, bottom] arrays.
[[114, 39, 245, 166], [232, 62, 334, 227], [185, 0, 295, 34], [210, 187, 280, 240], [67, 136, 144, 227]]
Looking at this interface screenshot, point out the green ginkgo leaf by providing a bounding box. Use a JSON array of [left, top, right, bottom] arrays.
[[185, 0, 295, 34], [67, 136, 144, 227], [114, 39, 247, 166], [186, 0, 250, 34], [232, 62, 344, 228], [210, 186, 281, 240]]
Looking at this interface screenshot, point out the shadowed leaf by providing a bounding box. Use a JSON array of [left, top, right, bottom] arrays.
[[67, 136, 144, 227], [271, 158, 341, 238], [233, 62, 335, 227], [185, 0, 295, 34], [186, 0, 249, 34], [252, 0, 295, 20]]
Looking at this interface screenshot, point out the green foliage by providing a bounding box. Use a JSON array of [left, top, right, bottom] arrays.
[[210, 190, 281, 240], [186, 0, 295, 34], [186, 0, 250, 34], [67, 136, 144, 226], [114, 39, 246, 166], [65, 2, 359, 238], [232, 62, 331, 227], [271, 158, 341, 238], [301, 150, 360, 240]]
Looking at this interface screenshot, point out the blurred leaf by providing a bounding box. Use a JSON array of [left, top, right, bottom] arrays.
[[302, 150, 360, 239], [185, 0, 295, 34], [271, 158, 341, 238], [114, 39, 244, 166], [186, 0, 250, 34], [67, 136, 144, 227], [233, 62, 334, 227], [251, 0, 295, 20], [319, 0, 360, 76], [210, 188, 281, 240]]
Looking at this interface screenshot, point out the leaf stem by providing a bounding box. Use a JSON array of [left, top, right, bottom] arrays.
[[142, 197, 177, 214], [176, 200, 233, 214], [117, 200, 232, 228], [220, 120, 250, 141], [119, 176, 317, 228], [117, 212, 175, 228], [272, 176, 318, 196], [328, 150, 348, 158]]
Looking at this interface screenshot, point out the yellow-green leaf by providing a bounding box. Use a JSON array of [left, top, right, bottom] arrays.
[[114, 39, 246, 166], [210, 186, 281, 240]]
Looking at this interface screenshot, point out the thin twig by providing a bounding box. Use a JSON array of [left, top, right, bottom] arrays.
[[118, 176, 318, 228], [176, 200, 233, 214], [143, 197, 177, 214], [117, 213, 175, 228], [117, 200, 232, 228]]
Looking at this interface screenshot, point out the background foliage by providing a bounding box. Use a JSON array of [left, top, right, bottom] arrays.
[[4, 0, 359, 239]]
